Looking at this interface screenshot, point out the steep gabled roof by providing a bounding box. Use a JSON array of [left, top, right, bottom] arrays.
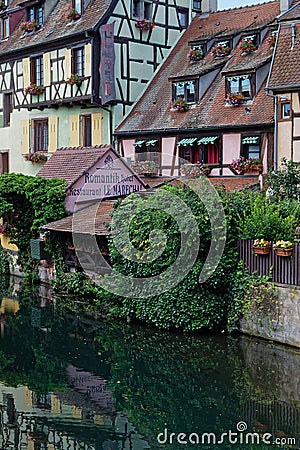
[[37, 146, 113, 187], [268, 23, 300, 89], [0, 0, 112, 56], [116, 1, 280, 134]]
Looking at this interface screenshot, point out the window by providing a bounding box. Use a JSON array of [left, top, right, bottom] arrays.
[[0, 152, 8, 174], [241, 136, 260, 159], [134, 139, 160, 166], [177, 8, 188, 28], [31, 56, 44, 85], [132, 0, 152, 19], [72, 47, 85, 77], [226, 75, 253, 100], [178, 137, 219, 164], [2, 18, 9, 38], [28, 5, 43, 25], [81, 114, 92, 147], [193, 0, 201, 10], [73, 0, 84, 14], [281, 102, 291, 119], [173, 80, 197, 103], [3, 93, 12, 127], [34, 119, 48, 152]]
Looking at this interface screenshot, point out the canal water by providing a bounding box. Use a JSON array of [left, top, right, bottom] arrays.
[[0, 279, 299, 449]]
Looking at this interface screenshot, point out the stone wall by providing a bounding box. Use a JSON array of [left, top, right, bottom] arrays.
[[240, 284, 300, 348]]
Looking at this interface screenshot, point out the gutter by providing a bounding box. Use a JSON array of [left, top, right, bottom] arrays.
[[265, 23, 280, 171]]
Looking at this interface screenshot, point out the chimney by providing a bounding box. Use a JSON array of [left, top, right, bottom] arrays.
[[280, 0, 293, 13], [201, 0, 217, 13]]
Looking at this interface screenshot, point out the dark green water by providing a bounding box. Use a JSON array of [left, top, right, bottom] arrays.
[[0, 280, 299, 449]]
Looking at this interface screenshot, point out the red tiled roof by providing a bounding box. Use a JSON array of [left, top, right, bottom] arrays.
[[0, 0, 111, 56], [43, 201, 114, 235], [37, 146, 112, 187], [268, 23, 300, 88], [117, 2, 280, 134]]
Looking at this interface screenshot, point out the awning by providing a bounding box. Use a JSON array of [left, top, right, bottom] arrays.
[[145, 140, 158, 146], [177, 138, 198, 146], [133, 140, 146, 147], [197, 136, 218, 145], [242, 136, 259, 144]]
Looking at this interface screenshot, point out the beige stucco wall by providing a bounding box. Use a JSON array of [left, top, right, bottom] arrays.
[[277, 120, 292, 163]]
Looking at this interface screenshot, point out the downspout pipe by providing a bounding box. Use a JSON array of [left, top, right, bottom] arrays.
[[265, 24, 281, 171]]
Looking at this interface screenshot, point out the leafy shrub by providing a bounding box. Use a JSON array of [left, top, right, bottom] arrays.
[[266, 158, 300, 200]]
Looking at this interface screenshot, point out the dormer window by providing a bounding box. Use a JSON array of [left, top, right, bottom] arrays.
[[187, 45, 204, 62], [240, 34, 257, 54], [73, 0, 83, 15], [211, 40, 231, 57], [226, 75, 253, 100], [173, 80, 197, 103], [28, 4, 43, 26]]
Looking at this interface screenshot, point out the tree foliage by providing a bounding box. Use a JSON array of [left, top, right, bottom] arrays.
[[266, 158, 300, 200]]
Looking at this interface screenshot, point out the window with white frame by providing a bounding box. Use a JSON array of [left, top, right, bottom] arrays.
[[226, 74, 253, 99], [173, 80, 197, 103]]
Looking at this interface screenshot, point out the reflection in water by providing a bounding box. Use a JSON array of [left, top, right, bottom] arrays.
[[0, 281, 298, 449]]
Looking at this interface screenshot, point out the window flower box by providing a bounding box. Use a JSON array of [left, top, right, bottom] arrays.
[[66, 74, 83, 86], [273, 240, 293, 257], [66, 8, 81, 20], [211, 44, 231, 57], [240, 38, 256, 54], [24, 152, 48, 164], [0, 2, 7, 11], [171, 98, 189, 112], [229, 156, 263, 175], [24, 83, 45, 95], [20, 20, 41, 32], [226, 92, 244, 106], [181, 163, 211, 178], [248, 158, 263, 174], [252, 239, 271, 255], [267, 34, 276, 49], [187, 48, 203, 62], [135, 19, 155, 31], [132, 160, 157, 176]]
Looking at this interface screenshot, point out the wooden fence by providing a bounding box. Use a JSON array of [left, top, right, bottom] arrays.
[[237, 239, 300, 286]]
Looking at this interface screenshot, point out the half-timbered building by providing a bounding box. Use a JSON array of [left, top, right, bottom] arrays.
[[116, 1, 285, 178], [0, 0, 204, 175]]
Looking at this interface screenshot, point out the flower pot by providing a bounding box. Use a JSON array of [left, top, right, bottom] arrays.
[[253, 246, 270, 255], [275, 248, 293, 257]]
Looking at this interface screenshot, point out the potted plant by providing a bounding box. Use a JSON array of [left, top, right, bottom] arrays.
[[240, 38, 256, 54], [229, 156, 250, 174], [187, 47, 203, 62], [24, 152, 48, 164], [211, 44, 231, 57], [248, 157, 263, 174], [135, 18, 155, 31], [172, 98, 189, 112], [65, 8, 81, 20], [252, 239, 271, 255], [20, 19, 41, 32], [0, 1, 7, 11], [273, 240, 293, 257], [66, 74, 83, 86], [226, 92, 244, 106], [24, 83, 45, 95]]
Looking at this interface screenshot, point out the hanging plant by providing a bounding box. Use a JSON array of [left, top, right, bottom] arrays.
[[171, 98, 189, 112], [187, 48, 203, 62], [241, 38, 256, 54], [135, 19, 155, 31]]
